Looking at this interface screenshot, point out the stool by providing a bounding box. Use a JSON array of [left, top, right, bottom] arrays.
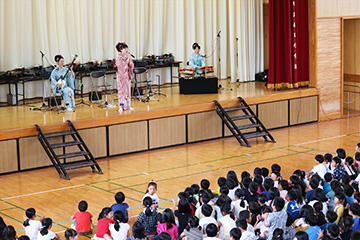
[[133, 67, 147, 101], [91, 70, 117, 108]]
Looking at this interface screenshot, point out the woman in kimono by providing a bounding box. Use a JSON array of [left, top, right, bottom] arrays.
[[189, 42, 206, 77], [115, 42, 134, 112], [50, 55, 76, 111]]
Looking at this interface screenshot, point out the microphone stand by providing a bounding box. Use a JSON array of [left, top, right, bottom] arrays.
[[231, 37, 242, 84], [217, 31, 232, 91], [29, 51, 53, 111]]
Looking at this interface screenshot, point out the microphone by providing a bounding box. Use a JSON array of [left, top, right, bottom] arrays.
[[129, 52, 135, 58], [40, 51, 45, 56], [217, 30, 221, 37], [201, 54, 206, 58]]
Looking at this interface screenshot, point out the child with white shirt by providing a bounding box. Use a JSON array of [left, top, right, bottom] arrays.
[[23, 208, 44, 240], [38, 218, 60, 240]]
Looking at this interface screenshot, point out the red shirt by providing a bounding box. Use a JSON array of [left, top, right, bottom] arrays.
[[96, 218, 115, 238], [72, 211, 93, 233]]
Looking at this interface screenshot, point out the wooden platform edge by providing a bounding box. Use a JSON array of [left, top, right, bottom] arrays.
[[0, 88, 319, 141]]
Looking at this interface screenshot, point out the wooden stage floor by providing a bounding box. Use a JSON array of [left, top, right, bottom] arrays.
[[1, 80, 315, 132], [1, 114, 360, 239]]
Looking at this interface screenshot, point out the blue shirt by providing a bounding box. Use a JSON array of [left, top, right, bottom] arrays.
[[333, 165, 346, 180], [345, 195, 354, 205], [189, 53, 206, 75], [305, 226, 320, 240], [353, 217, 360, 230], [111, 202, 129, 222], [305, 190, 314, 202], [323, 182, 331, 194], [321, 222, 337, 234], [286, 200, 300, 221]]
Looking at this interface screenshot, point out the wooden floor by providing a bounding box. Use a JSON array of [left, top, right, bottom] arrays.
[[0, 80, 306, 131], [1, 114, 360, 239]]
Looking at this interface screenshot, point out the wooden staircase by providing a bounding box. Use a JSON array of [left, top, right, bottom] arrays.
[[35, 120, 103, 180], [214, 97, 276, 147]]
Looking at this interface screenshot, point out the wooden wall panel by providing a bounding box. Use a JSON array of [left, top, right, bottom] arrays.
[[317, 18, 342, 119], [309, 0, 318, 87], [258, 101, 288, 129], [65, 127, 107, 162], [19, 136, 63, 170], [188, 111, 222, 143], [0, 140, 18, 173], [149, 116, 186, 149], [290, 96, 318, 125], [224, 105, 257, 137], [109, 121, 148, 155], [317, 0, 359, 18], [317, 0, 338, 18], [343, 82, 360, 111], [344, 19, 358, 75]]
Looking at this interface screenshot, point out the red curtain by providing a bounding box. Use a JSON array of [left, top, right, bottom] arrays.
[[267, 0, 309, 89]]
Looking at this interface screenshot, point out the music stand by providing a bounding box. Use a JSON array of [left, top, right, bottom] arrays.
[[217, 31, 232, 91]]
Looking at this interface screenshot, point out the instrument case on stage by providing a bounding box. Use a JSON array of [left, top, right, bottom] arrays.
[[179, 77, 218, 94]]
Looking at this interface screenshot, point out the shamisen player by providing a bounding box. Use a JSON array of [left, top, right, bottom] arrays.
[[189, 42, 206, 77]]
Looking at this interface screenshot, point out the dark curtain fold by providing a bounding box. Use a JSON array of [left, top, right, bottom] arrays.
[[268, 0, 309, 89]]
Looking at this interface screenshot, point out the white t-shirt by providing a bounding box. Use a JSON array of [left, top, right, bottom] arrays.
[[218, 215, 236, 240], [240, 230, 256, 240], [109, 222, 130, 240], [312, 164, 327, 179], [231, 199, 248, 220], [199, 217, 217, 237], [142, 193, 159, 205], [24, 220, 42, 240], [228, 186, 240, 201], [37, 230, 56, 240]]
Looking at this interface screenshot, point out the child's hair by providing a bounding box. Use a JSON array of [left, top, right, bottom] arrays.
[[261, 206, 272, 214], [249, 182, 259, 194], [324, 153, 333, 162], [242, 177, 252, 189], [350, 203, 360, 216], [356, 152, 360, 161], [227, 170, 240, 185], [241, 171, 250, 181], [336, 148, 346, 159], [279, 180, 289, 191], [355, 193, 360, 202], [309, 178, 319, 190], [234, 189, 246, 207], [199, 191, 212, 204], [23, 208, 36, 227], [158, 232, 171, 240], [315, 154, 324, 163], [346, 156, 354, 165], [238, 210, 250, 221], [330, 179, 342, 191], [271, 164, 281, 173], [351, 230, 360, 240], [335, 191, 345, 203], [229, 228, 241, 240], [326, 210, 338, 223], [114, 192, 125, 204], [220, 186, 229, 195], [3, 226, 16, 240], [132, 221, 146, 239], [116, 42, 128, 52], [98, 207, 112, 221], [192, 42, 201, 50], [221, 203, 235, 220], [332, 157, 341, 166], [78, 200, 88, 212], [64, 229, 77, 240], [185, 216, 201, 232], [254, 167, 262, 176], [145, 181, 157, 193], [344, 184, 354, 197], [205, 223, 218, 237], [216, 194, 231, 207], [253, 175, 264, 191], [324, 173, 332, 182], [289, 175, 300, 185], [201, 204, 212, 217], [113, 210, 126, 231], [54, 55, 64, 63], [258, 193, 268, 205], [227, 178, 238, 190], [248, 202, 260, 215], [305, 214, 318, 226], [342, 175, 351, 185], [313, 202, 323, 214], [287, 190, 297, 201], [200, 179, 210, 190], [268, 187, 280, 201], [294, 231, 309, 240], [178, 198, 192, 214], [293, 185, 304, 205], [40, 218, 52, 236], [261, 167, 269, 177], [313, 188, 327, 202], [264, 178, 274, 191], [327, 223, 340, 237], [285, 212, 293, 227], [273, 197, 285, 211], [235, 219, 247, 230], [342, 216, 354, 232], [217, 177, 227, 188], [18, 236, 30, 240], [191, 184, 200, 194], [300, 205, 313, 218], [272, 228, 284, 240], [143, 197, 153, 216]]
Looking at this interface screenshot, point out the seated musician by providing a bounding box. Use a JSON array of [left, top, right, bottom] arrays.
[[189, 42, 206, 77], [50, 55, 76, 112]]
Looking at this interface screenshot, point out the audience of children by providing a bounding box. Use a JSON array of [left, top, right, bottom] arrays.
[[11, 144, 360, 240]]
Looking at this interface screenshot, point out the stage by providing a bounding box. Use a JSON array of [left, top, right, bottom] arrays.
[[0, 80, 319, 175]]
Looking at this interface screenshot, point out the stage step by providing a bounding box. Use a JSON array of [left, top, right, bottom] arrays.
[[214, 97, 276, 147], [35, 120, 103, 180]]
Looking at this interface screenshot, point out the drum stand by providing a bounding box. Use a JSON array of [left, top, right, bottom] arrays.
[[29, 51, 52, 111], [217, 31, 232, 91]]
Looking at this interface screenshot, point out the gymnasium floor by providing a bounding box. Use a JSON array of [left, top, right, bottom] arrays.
[[1, 113, 360, 239]]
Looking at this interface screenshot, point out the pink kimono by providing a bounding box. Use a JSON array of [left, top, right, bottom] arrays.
[[115, 53, 134, 108]]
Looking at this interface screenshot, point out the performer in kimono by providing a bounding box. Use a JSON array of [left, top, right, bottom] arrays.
[[115, 42, 134, 112], [50, 55, 76, 111], [189, 42, 206, 77]]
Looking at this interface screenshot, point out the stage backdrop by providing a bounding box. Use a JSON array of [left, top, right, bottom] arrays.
[[0, 0, 263, 101]]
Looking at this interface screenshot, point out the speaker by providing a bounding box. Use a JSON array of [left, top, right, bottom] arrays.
[[48, 97, 62, 107], [89, 92, 102, 101]]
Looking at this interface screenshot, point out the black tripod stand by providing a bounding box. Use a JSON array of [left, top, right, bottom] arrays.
[[217, 31, 232, 91]]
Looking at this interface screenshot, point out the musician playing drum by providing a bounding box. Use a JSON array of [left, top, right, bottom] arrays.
[[189, 42, 206, 77], [50, 55, 76, 111]]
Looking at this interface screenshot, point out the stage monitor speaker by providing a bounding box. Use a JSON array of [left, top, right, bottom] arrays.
[[48, 97, 62, 107], [89, 92, 102, 101]]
